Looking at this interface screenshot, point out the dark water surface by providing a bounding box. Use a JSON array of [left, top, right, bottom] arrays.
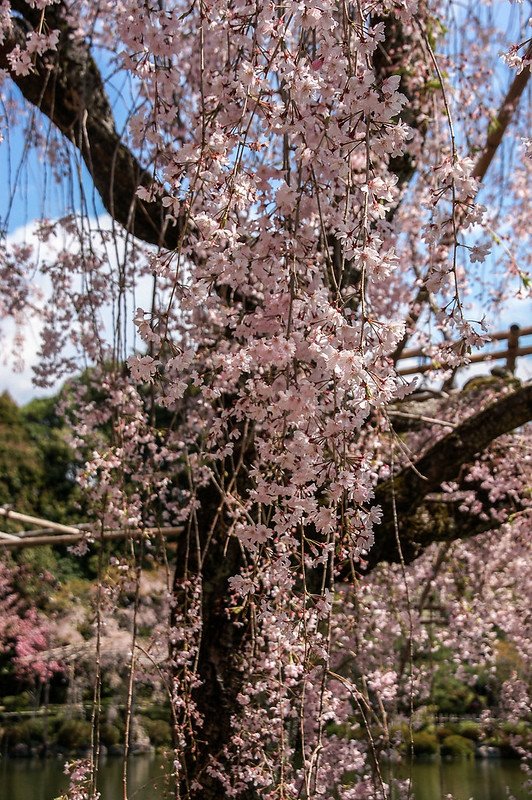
[[0, 755, 527, 799], [388, 759, 527, 800]]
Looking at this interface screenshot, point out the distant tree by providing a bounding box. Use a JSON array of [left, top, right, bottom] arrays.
[[0, 391, 80, 522], [0, 556, 62, 687]]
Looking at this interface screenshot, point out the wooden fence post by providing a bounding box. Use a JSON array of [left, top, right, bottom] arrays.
[[506, 324, 520, 373]]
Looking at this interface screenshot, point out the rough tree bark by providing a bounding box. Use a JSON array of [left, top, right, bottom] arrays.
[[169, 430, 259, 800]]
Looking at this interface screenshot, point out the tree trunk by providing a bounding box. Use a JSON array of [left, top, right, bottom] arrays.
[[170, 483, 256, 800]]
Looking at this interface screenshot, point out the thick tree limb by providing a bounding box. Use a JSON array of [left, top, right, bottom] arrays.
[[1, 1, 181, 248], [372, 12, 430, 192], [471, 43, 532, 182], [366, 382, 532, 570]]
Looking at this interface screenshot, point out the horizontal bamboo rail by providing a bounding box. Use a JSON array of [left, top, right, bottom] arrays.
[[397, 324, 531, 376], [0, 531, 22, 541], [398, 345, 532, 376], [0, 527, 183, 549], [0, 508, 81, 535], [399, 325, 532, 361], [0, 506, 183, 549]]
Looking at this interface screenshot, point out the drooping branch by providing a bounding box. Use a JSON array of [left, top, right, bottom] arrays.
[[392, 43, 532, 362], [327, 11, 432, 293], [1, 1, 182, 248], [365, 381, 532, 570], [372, 11, 430, 192]]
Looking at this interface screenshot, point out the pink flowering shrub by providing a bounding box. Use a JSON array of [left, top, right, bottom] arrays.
[[0, 559, 62, 682]]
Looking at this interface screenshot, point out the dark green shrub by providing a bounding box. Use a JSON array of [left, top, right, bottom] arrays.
[[433, 675, 475, 716], [326, 722, 359, 740], [435, 725, 454, 741], [100, 723, 121, 747], [389, 722, 410, 745], [56, 719, 92, 749], [411, 731, 438, 755], [135, 684, 155, 701], [24, 718, 46, 742], [141, 704, 171, 721], [440, 734, 475, 758], [3, 723, 23, 745], [142, 718, 172, 747], [5, 719, 46, 744], [457, 721, 481, 741], [487, 721, 530, 758], [500, 721, 528, 737], [1, 692, 33, 711]]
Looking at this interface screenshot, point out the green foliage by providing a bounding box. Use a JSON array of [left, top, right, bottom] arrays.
[[411, 731, 439, 755], [3, 718, 46, 745], [138, 705, 173, 747], [432, 672, 478, 715], [49, 577, 92, 613], [0, 391, 81, 525], [500, 721, 528, 737], [487, 721, 531, 759], [0, 713, 127, 752], [100, 722, 121, 747], [422, 78, 443, 93], [142, 717, 172, 747], [0, 393, 47, 514], [495, 641, 525, 687], [487, 116, 502, 138], [140, 704, 172, 722], [435, 725, 453, 742], [1, 691, 34, 711], [326, 721, 358, 740], [440, 734, 475, 758], [56, 718, 93, 749], [457, 721, 481, 741]]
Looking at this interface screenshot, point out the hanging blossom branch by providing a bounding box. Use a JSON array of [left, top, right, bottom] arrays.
[[392, 39, 532, 362]]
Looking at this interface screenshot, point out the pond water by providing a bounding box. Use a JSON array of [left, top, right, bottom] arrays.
[[0, 755, 527, 800], [387, 759, 527, 800]]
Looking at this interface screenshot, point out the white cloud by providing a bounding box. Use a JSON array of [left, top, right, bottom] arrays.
[[1, 216, 155, 404]]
